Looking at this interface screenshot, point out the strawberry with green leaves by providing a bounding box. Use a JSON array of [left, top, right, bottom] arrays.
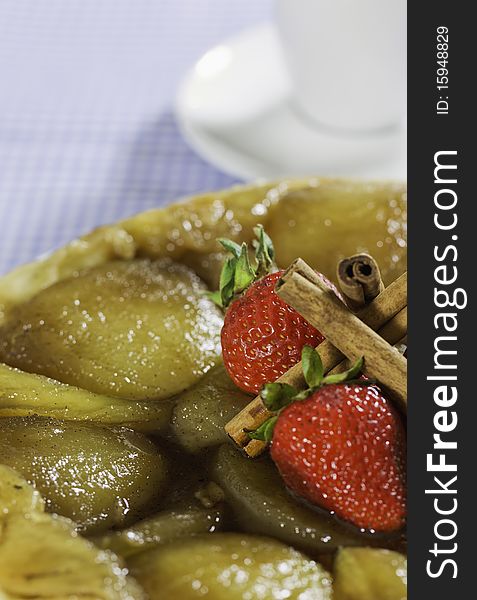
[[250, 347, 407, 533], [212, 226, 339, 394]]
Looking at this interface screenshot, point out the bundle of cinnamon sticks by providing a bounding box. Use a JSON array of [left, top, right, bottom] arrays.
[[225, 254, 407, 458]]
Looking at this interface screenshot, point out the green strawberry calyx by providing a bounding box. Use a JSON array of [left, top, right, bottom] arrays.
[[207, 225, 277, 309], [247, 346, 366, 443]]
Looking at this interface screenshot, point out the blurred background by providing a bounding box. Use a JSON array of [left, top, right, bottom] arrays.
[[0, 1, 271, 274], [0, 0, 405, 275]]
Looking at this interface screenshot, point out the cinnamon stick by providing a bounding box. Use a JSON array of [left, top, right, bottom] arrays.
[[328, 307, 407, 375], [284, 259, 407, 333], [225, 260, 407, 456], [276, 270, 407, 409], [337, 253, 385, 310]]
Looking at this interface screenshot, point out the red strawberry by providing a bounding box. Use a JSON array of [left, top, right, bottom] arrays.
[[221, 270, 330, 394], [270, 382, 406, 532], [212, 226, 340, 394]]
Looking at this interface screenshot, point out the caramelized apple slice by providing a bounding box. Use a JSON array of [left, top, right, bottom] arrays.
[[333, 547, 407, 600], [0, 417, 169, 533], [93, 506, 225, 558], [0, 258, 222, 400], [0, 362, 172, 430], [171, 364, 251, 453], [267, 181, 407, 286], [0, 464, 45, 518], [211, 444, 395, 554], [128, 533, 332, 599], [0, 465, 143, 599]]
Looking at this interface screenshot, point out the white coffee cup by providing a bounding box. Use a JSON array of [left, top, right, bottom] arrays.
[[276, 0, 406, 133]]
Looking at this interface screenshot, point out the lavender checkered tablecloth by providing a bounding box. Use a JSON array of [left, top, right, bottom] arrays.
[[0, 0, 272, 275]]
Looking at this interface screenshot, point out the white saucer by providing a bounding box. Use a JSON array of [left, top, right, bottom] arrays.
[[175, 24, 406, 181]]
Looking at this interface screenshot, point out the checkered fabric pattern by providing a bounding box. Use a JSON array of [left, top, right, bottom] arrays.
[[0, 0, 271, 275]]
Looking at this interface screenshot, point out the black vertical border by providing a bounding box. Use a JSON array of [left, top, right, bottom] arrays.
[[408, 2, 473, 597]]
